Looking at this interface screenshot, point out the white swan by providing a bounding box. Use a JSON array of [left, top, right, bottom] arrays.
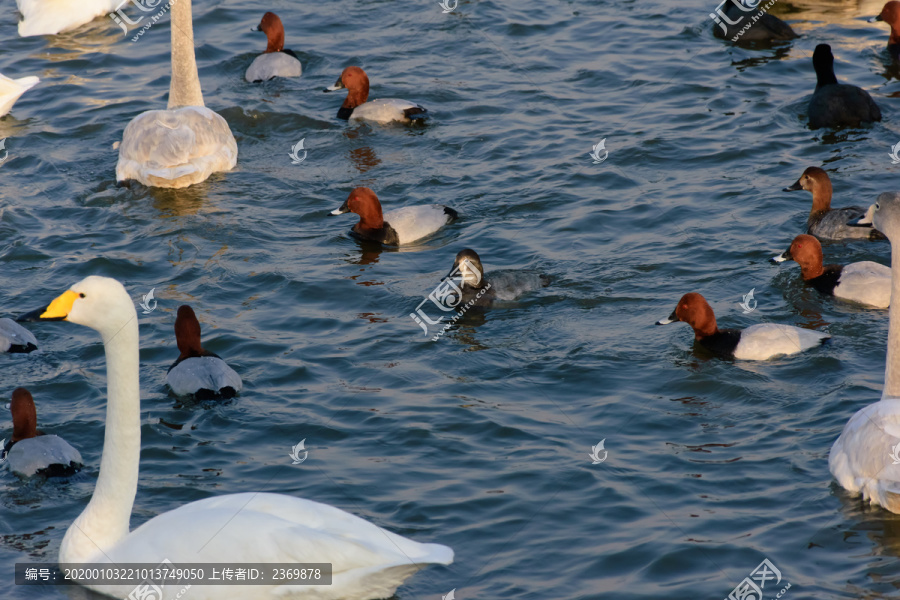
[[19, 276, 453, 599], [115, 0, 237, 188], [16, 0, 118, 37], [0, 73, 39, 117], [830, 192, 900, 512]]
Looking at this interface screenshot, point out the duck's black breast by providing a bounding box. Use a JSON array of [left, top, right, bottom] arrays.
[[807, 265, 843, 296], [696, 328, 742, 358], [351, 223, 401, 246]]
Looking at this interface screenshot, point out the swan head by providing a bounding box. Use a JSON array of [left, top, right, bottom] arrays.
[[18, 276, 136, 339], [869, 192, 900, 242]]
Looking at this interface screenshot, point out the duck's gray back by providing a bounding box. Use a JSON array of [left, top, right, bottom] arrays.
[[808, 206, 871, 240], [0, 318, 37, 352], [486, 271, 549, 301], [6, 435, 83, 477]]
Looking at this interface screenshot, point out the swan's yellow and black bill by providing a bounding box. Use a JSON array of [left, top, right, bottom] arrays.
[[17, 290, 79, 322]]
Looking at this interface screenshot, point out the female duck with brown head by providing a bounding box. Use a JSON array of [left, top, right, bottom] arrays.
[[245, 12, 302, 82], [2, 387, 82, 477], [443, 249, 550, 307], [871, 1, 900, 60], [772, 234, 891, 308], [807, 44, 881, 129], [324, 66, 427, 123], [166, 305, 242, 400], [0, 317, 38, 353], [829, 192, 900, 513], [656, 292, 829, 360], [330, 187, 457, 246], [783, 167, 884, 240], [116, 0, 237, 188]]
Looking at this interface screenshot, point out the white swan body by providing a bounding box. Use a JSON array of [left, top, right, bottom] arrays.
[[0, 74, 39, 117], [16, 0, 118, 37], [5, 435, 83, 477], [115, 0, 237, 188], [830, 398, 900, 512], [166, 356, 242, 398], [78, 492, 452, 600], [0, 317, 38, 352], [20, 276, 452, 599], [830, 192, 900, 512], [116, 106, 237, 188]]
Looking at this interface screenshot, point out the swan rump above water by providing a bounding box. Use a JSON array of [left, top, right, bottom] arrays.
[[18, 276, 453, 599], [16, 0, 118, 37], [115, 0, 237, 188], [829, 192, 900, 513]]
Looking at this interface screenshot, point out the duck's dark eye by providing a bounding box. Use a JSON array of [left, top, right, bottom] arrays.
[[876, 203, 881, 210], [79, 293, 85, 298]]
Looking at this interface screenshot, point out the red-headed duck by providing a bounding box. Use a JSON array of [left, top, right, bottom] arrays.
[[783, 167, 885, 241], [829, 192, 900, 512], [16, 0, 117, 37], [0, 73, 39, 117], [711, 1, 797, 43], [245, 12, 302, 82], [656, 292, 829, 360], [16, 275, 453, 592], [329, 187, 457, 246], [772, 234, 890, 308], [870, 2, 900, 59], [2, 387, 82, 477], [323, 66, 427, 123], [166, 305, 242, 399], [442, 249, 549, 307], [0, 317, 37, 353], [116, 0, 237, 188], [808, 44, 881, 129]]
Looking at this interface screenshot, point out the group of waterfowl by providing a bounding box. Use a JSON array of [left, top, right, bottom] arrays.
[[659, 2, 900, 516], [8, 0, 900, 596], [0, 1, 561, 598]]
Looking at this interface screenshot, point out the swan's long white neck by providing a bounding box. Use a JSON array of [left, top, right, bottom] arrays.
[[60, 313, 141, 563], [887, 240, 900, 398], [168, 0, 204, 109]]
